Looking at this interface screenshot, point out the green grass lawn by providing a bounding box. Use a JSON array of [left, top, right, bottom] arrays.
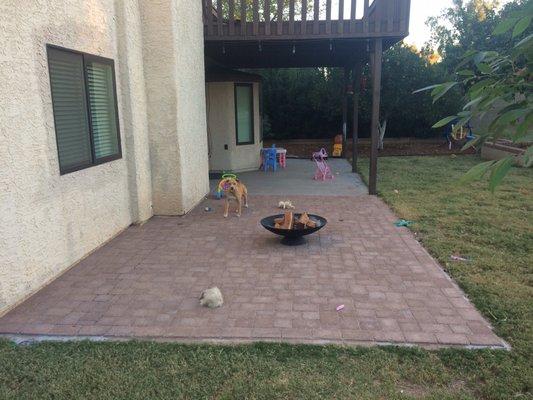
[[1, 155, 531, 400]]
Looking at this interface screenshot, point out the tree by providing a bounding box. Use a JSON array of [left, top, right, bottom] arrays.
[[416, 1, 532, 190], [258, 44, 459, 140], [371, 43, 461, 139], [426, 0, 531, 72], [259, 68, 345, 139], [427, 0, 501, 65]]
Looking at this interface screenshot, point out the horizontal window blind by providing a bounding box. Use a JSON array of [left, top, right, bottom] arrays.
[[47, 46, 121, 174], [85, 60, 119, 160], [235, 84, 254, 145], [48, 48, 92, 171]]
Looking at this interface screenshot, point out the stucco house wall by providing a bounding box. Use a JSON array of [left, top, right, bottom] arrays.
[[116, 0, 154, 224], [0, 0, 209, 314], [207, 81, 262, 173], [140, 0, 209, 215]]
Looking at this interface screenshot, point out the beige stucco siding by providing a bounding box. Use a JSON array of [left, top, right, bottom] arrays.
[[207, 83, 235, 172], [207, 82, 262, 173], [174, 0, 210, 210], [0, 0, 156, 314], [115, 0, 153, 223], [0, 0, 128, 312], [1, 0, 209, 314], [140, 0, 209, 215]]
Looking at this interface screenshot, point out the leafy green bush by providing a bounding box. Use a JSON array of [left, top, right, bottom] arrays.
[[416, 2, 532, 189]]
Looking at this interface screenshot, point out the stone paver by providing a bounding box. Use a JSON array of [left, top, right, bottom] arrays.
[[0, 192, 506, 348]]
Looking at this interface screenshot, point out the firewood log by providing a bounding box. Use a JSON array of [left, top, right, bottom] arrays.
[[297, 212, 316, 228], [280, 211, 294, 230], [298, 212, 310, 226]]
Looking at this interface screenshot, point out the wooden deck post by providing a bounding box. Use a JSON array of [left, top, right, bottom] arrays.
[[342, 67, 348, 157], [369, 38, 382, 195], [351, 61, 362, 173]]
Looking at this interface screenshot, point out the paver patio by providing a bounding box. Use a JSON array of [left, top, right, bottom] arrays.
[[0, 160, 506, 348]]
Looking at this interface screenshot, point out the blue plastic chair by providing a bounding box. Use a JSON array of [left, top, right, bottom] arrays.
[[263, 147, 277, 172]]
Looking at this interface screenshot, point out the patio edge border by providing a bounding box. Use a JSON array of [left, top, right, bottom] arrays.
[[0, 333, 511, 351]]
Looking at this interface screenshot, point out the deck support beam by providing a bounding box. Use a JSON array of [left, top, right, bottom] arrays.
[[369, 38, 382, 195], [342, 67, 348, 158], [351, 61, 362, 173]]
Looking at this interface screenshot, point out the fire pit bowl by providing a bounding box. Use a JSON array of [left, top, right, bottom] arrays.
[[260, 214, 327, 246]]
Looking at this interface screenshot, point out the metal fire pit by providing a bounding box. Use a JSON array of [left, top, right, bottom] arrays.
[[260, 214, 327, 246]]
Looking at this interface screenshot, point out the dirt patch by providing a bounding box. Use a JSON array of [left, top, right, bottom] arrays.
[[397, 380, 468, 399], [265, 138, 476, 158], [397, 383, 430, 399]]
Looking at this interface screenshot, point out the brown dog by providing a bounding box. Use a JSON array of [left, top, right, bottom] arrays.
[[219, 178, 248, 218]]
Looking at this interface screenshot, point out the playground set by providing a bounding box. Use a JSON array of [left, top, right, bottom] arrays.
[[445, 121, 476, 150]]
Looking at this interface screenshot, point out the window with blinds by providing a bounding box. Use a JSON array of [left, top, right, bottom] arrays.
[[47, 46, 121, 174], [234, 83, 254, 145]]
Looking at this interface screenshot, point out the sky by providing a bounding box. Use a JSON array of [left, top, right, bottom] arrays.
[[326, 0, 513, 49], [403, 0, 513, 49], [403, 0, 455, 48]]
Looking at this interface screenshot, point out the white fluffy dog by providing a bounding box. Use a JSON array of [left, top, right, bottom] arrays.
[[199, 287, 224, 308], [278, 200, 295, 210]]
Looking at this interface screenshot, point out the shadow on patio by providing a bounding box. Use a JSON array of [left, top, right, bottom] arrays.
[[0, 159, 506, 349]]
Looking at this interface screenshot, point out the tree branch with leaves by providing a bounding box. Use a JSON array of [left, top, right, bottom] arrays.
[[416, 3, 532, 190]]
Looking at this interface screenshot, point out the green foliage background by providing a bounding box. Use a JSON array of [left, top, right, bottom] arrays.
[[256, 0, 530, 140], [258, 45, 460, 139]]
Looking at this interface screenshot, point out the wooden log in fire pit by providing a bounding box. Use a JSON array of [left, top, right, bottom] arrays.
[[274, 212, 316, 230]]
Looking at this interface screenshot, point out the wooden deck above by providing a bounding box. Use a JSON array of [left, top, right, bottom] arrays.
[[203, 0, 410, 42], [203, 0, 410, 68]]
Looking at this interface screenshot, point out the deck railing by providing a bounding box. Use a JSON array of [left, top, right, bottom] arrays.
[[203, 0, 410, 40]]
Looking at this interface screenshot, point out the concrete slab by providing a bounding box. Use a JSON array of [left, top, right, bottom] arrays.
[[210, 158, 367, 196]]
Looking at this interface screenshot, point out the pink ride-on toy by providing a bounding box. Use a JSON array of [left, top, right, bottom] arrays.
[[312, 148, 334, 181]]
